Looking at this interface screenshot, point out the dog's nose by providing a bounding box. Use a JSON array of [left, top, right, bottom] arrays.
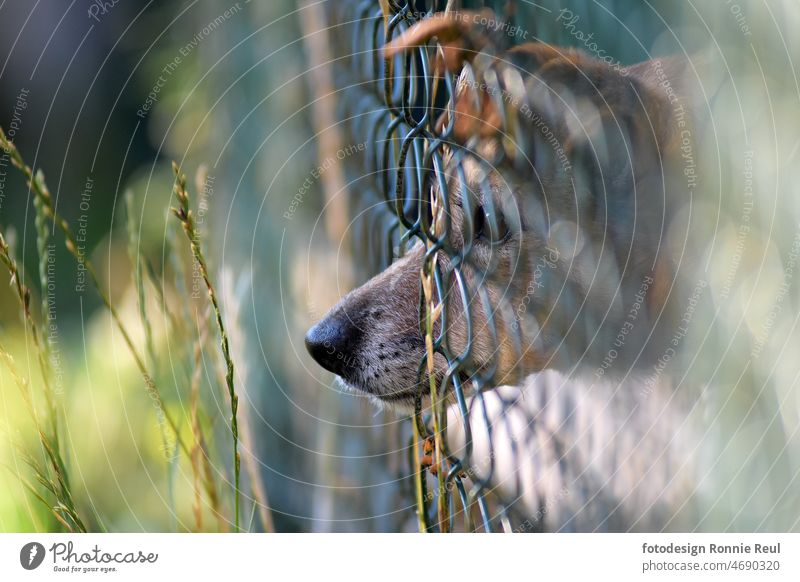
[[305, 313, 360, 376]]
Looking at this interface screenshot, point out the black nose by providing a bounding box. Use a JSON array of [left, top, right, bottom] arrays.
[[305, 313, 361, 376]]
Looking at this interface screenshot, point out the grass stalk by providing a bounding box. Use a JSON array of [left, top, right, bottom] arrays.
[[189, 312, 206, 531], [188, 305, 223, 531], [171, 162, 241, 532], [124, 190, 158, 385], [421, 190, 449, 532], [218, 268, 274, 532], [411, 416, 428, 532]]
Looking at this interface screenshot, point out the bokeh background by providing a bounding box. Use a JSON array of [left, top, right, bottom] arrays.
[[1, 0, 799, 532]]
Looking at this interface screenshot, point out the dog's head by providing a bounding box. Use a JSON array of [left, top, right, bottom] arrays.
[[306, 13, 691, 409]]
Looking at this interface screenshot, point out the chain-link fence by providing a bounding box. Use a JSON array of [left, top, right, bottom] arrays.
[[324, 0, 509, 531], [323, 0, 572, 532], [311, 0, 800, 532]]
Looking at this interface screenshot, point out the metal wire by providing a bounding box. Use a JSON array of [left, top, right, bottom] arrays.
[[325, 0, 527, 532], [318, 0, 800, 535]]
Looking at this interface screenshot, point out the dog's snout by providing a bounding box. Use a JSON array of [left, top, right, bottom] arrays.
[[305, 312, 361, 376]]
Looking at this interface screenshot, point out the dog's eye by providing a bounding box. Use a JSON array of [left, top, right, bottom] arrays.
[[473, 205, 509, 243]]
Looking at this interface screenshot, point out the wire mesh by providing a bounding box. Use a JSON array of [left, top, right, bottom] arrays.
[[324, 0, 540, 532], [318, 0, 800, 533]]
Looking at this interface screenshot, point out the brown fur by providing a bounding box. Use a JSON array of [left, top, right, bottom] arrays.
[[307, 13, 700, 410]]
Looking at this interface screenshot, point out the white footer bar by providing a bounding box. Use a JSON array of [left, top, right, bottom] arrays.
[[0, 533, 797, 581]]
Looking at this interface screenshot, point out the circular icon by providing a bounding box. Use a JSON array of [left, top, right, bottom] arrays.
[[20, 542, 46, 570]]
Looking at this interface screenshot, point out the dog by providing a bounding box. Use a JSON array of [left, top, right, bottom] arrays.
[[304, 11, 730, 530]]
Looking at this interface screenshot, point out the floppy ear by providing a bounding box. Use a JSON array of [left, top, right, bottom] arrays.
[[383, 10, 497, 74]]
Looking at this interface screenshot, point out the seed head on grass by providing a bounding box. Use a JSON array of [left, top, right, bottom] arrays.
[[0, 346, 86, 532], [0, 231, 34, 342], [171, 161, 241, 533]]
